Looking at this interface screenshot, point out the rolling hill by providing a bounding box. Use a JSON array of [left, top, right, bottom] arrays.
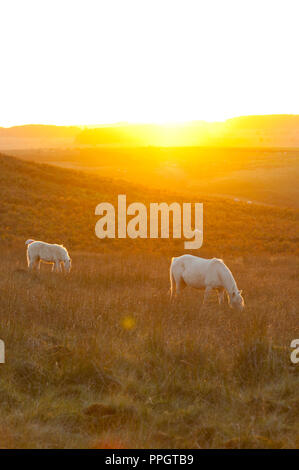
[[7, 145, 299, 209], [0, 153, 298, 256], [1, 114, 299, 150]]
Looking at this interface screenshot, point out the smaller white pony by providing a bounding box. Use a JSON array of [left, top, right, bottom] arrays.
[[170, 254, 244, 310], [25, 239, 72, 273]]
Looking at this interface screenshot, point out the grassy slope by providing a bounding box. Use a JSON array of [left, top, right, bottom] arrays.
[[0, 153, 298, 256], [0, 153, 298, 448], [7, 146, 299, 208]]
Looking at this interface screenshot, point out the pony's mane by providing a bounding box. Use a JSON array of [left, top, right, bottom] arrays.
[[214, 258, 238, 293], [211, 257, 224, 264], [25, 239, 35, 245]]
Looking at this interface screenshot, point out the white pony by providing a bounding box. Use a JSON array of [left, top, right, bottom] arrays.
[[25, 239, 72, 273], [170, 254, 244, 310]]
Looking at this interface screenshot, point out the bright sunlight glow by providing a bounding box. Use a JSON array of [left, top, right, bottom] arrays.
[[1, 0, 299, 127]]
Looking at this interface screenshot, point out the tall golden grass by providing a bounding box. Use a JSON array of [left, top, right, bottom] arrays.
[[0, 249, 298, 448]]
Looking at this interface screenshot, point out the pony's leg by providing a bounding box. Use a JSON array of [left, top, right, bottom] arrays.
[[170, 281, 176, 302], [170, 271, 176, 302], [175, 279, 186, 298], [217, 288, 225, 305], [202, 286, 212, 306], [170, 270, 186, 302], [29, 257, 39, 271], [28, 259, 35, 270], [54, 261, 61, 273]]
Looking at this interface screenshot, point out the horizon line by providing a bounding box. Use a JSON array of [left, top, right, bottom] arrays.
[[1, 113, 299, 129]]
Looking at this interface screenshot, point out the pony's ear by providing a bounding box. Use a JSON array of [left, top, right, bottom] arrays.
[[239, 290, 243, 294]]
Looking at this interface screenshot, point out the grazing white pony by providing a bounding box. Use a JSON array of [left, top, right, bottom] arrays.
[[170, 254, 244, 310], [25, 239, 72, 273]]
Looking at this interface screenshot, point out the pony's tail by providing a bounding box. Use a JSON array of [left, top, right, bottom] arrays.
[[25, 239, 35, 246], [169, 258, 176, 301]]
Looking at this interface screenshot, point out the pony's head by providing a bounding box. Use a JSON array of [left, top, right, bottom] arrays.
[[64, 257, 72, 273], [230, 290, 244, 311]]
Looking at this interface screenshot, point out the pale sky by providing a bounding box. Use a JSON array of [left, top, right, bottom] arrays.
[[1, 0, 299, 127]]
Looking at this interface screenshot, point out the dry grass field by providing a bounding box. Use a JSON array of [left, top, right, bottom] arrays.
[[0, 152, 298, 448]]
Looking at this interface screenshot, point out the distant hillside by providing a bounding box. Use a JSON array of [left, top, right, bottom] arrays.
[[0, 125, 81, 150], [1, 115, 299, 149], [0, 125, 81, 138], [221, 115, 299, 147], [75, 115, 299, 148], [0, 153, 298, 256], [7, 145, 299, 209]]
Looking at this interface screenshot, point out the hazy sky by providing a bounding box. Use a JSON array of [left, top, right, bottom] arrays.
[[1, 0, 299, 127]]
